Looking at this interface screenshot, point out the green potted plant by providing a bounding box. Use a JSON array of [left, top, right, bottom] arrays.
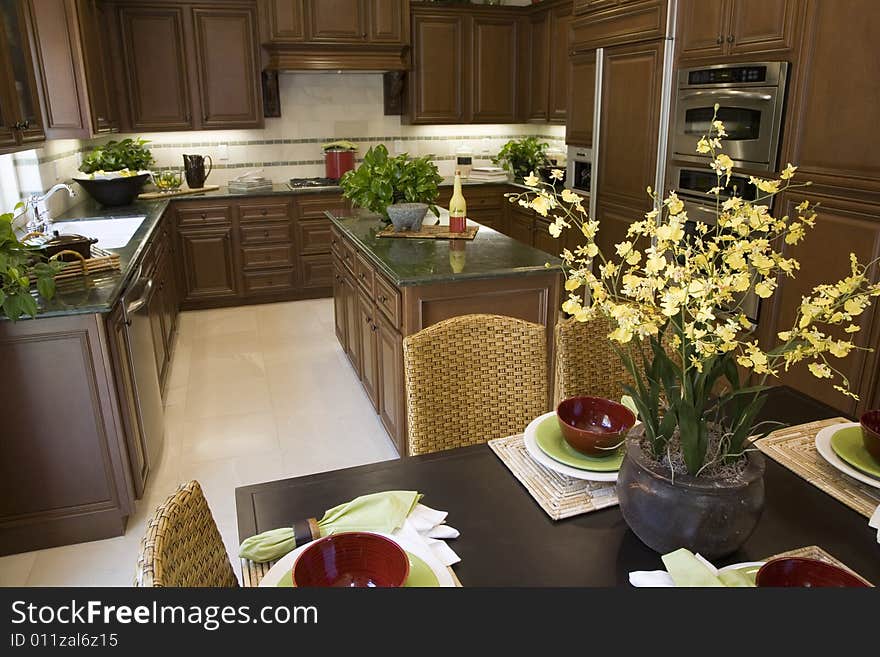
[[0, 205, 65, 321], [493, 136, 550, 182], [511, 113, 880, 559], [339, 145, 443, 232], [75, 138, 155, 207]]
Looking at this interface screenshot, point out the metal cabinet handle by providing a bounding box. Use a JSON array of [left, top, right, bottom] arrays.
[[716, 36, 723, 44], [727, 35, 735, 43], [126, 279, 154, 315], [261, 209, 268, 215], [263, 231, 270, 238], [371, 323, 378, 332], [200, 213, 207, 219], [378, 294, 387, 303]]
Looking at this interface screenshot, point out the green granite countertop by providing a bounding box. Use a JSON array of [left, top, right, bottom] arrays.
[[327, 209, 562, 287]]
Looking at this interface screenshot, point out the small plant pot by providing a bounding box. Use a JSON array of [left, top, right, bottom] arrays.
[[74, 174, 151, 207], [387, 203, 429, 232], [617, 438, 766, 560]]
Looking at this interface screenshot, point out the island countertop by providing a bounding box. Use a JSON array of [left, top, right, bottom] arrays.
[[326, 208, 563, 287]]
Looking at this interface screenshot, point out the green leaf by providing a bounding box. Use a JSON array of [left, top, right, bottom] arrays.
[[36, 276, 56, 300], [3, 294, 22, 321]]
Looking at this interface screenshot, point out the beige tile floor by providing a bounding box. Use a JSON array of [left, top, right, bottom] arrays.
[[0, 299, 399, 587]]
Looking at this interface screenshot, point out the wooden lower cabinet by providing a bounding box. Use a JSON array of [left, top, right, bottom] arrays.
[[357, 289, 381, 411], [376, 310, 405, 454], [343, 270, 362, 377], [332, 265, 347, 346], [178, 224, 239, 303], [508, 205, 536, 246]]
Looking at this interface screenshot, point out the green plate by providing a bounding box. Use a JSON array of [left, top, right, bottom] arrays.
[[534, 414, 624, 472], [276, 550, 440, 588], [830, 426, 880, 479]]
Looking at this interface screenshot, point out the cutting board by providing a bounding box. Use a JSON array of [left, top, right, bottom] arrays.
[[138, 185, 220, 200]]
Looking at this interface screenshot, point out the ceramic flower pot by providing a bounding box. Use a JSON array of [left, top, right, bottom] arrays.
[[387, 202, 429, 232], [617, 438, 766, 560]]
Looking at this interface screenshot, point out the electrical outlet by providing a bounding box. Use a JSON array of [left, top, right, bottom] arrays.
[[218, 143, 229, 160]]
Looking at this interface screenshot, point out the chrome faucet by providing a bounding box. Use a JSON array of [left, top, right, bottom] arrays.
[[25, 183, 76, 235]]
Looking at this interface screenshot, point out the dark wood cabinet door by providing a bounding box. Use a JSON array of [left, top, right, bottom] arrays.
[[0, 28, 21, 148], [118, 5, 193, 131], [107, 303, 148, 499], [264, 0, 306, 42], [761, 192, 880, 417], [534, 217, 562, 257], [727, 0, 797, 56], [575, 0, 617, 14], [76, 0, 118, 134], [377, 312, 405, 455], [507, 207, 535, 246], [526, 12, 548, 121], [593, 199, 637, 270], [781, 0, 880, 196], [471, 16, 517, 123], [357, 291, 380, 411], [178, 226, 239, 302], [410, 11, 466, 123], [147, 260, 168, 388], [547, 5, 571, 123], [367, 0, 406, 44], [192, 7, 262, 129], [677, 0, 727, 60], [566, 51, 596, 147], [308, 0, 366, 42], [596, 40, 663, 212], [0, 0, 45, 145], [343, 271, 362, 377], [332, 264, 348, 349]]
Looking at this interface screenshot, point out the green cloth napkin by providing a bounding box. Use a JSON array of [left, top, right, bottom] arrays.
[[661, 548, 757, 587], [238, 491, 422, 563]]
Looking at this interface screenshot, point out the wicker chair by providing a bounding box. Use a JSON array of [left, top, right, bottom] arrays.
[[403, 314, 548, 456], [135, 480, 238, 587], [554, 314, 645, 406]]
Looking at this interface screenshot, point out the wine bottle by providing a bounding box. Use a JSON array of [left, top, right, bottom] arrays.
[[449, 171, 467, 234]]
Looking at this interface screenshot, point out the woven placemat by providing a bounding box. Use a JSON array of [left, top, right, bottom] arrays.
[[240, 557, 463, 588], [488, 433, 618, 520], [376, 225, 479, 240], [768, 545, 873, 586], [755, 417, 880, 518]]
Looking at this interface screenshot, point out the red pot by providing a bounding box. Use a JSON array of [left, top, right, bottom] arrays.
[[325, 150, 355, 180]]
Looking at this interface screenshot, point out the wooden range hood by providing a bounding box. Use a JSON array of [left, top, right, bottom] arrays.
[[263, 43, 410, 72]]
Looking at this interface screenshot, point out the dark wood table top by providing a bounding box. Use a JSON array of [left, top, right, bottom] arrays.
[[236, 386, 880, 586]]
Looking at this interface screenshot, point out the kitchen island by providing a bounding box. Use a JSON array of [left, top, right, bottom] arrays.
[[328, 209, 563, 456]]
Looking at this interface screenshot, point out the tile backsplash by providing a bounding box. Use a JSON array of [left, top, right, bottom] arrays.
[[5, 72, 566, 214]]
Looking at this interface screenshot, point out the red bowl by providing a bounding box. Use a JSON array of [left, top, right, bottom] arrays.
[[860, 410, 880, 463], [292, 532, 409, 588], [756, 557, 870, 588], [556, 396, 636, 456]]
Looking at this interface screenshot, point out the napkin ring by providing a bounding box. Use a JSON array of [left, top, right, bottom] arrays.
[[293, 518, 320, 547]]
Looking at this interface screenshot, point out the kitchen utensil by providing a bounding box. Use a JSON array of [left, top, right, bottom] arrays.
[[556, 397, 636, 456], [523, 412, 622, 482], [291, 532, 409, 587]]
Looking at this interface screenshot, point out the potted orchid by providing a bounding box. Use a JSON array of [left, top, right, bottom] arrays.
[[510, 109, 880, 558]]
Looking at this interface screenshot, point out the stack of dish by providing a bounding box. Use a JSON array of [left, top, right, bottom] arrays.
[[524, 397, 636, 482], [814, 411, 880, 489]]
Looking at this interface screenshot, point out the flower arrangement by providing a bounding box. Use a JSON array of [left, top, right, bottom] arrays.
[[510, 108, 880, 477]]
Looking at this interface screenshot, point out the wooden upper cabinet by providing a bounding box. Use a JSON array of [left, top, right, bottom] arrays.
[[410, 11, 466, 124], [782, 0, 880, 196], [596, 40, 663, 212], [471, 16, 518, 123], [76, 0, 118, 134], [678, 0, 799, 62], [368, 0, 406, 43], [566, 51, 596, 147], [0, 0, 46, 149], [192, 7, 262, 129], [118, 6, 193, 131], [308, 0, 366, 42], [263, 0, 305, 42], [526, 13, 549, 121], [574, 0, 617, 15], [677, 0, 726, 60], [547, 4, 571, 123]]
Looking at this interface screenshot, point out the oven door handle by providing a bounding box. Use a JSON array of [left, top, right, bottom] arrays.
[[678, 90, 773, 102]]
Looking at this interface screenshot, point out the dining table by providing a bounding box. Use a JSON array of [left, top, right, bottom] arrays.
[[235, 385, 880, 586]]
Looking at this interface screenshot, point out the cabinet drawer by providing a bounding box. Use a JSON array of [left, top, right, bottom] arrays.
[[299, 219, 332, 254], [240, 223, 292, 244], [300, 254, 334, 289], [239, 200, 291, 222], [340, 240, 356, 274], [375, 275, 401, 329], [330, 225, 344, 258], [298, 193, 348, 219], [354, 252, 375, 297], [243, 268, 296, 295], [177, 203, 232, 226], [242, 244, 294, 270]]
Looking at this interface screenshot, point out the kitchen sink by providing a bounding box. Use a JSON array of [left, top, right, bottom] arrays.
[[49, 216, 147, 250]]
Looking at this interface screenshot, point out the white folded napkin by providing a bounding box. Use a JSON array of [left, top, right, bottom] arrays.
[[394, 503, 461, 568], [630, 552, 721, 588], [870, 505, 880, 544]]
